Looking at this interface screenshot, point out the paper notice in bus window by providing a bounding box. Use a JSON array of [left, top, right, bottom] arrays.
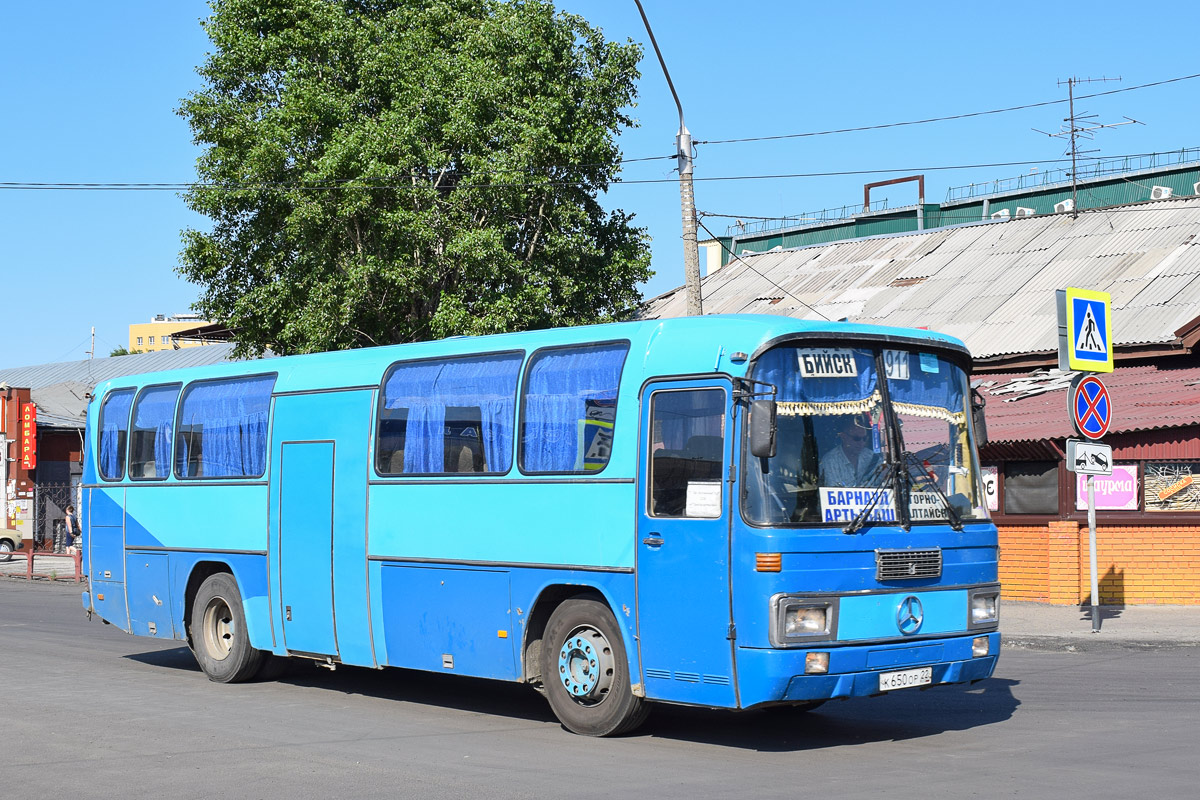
[[919, 353, 940, 373], [818, 487, 898, 524], [798, 348, 858, 378], [883, 350, 910, 381], [685, 481, 722, 517], [908, 492, 952, 521]]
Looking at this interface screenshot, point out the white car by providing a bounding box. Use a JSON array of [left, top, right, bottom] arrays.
[[1, 529, 23, 561]]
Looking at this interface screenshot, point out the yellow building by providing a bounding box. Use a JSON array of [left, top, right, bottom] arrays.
[[128, 314, 210, 353]]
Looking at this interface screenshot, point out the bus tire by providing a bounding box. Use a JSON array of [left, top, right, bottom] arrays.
[[189, 572, 265, 683], [542, 598, 648, 737]]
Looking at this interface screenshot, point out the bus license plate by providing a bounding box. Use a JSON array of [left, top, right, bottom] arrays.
[[879, 667, 932, 692]]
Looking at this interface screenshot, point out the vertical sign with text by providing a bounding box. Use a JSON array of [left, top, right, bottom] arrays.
[[21, 403, 37, 470]]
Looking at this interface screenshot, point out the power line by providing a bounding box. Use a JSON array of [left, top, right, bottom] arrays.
[[694, 216, 832, 321], [0, 153, 1135, 192], [0, 153, 679, 192], [697, 72, 1200, 146]]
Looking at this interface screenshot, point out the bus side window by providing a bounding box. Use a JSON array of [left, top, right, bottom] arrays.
[[648, 388, 725, 518], [174, 375, 275, 479], [377, 352, 522, 476], [520, 342, 629, 474], [98, 389, 136, 481], [129, 384, 180, 480]]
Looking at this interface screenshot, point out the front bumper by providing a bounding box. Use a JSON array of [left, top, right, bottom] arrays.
[[737, 631, 1000, 708]]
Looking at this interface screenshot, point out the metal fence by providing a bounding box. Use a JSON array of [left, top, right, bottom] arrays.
[[944, 147, 1200, 203], [32, 482, 80, 552]]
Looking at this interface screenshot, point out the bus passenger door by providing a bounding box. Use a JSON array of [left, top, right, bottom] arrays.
[[278, 441, 337, 656], [271, 389, 374, 665], [636, 380, 737, 707]]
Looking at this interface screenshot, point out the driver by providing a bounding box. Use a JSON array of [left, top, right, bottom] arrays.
[[820, 415, 883, 487]]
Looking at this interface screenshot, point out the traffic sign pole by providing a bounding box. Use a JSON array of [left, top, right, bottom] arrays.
[[1087, 476, 1100, 633], [1059, 287, 1114, 633]]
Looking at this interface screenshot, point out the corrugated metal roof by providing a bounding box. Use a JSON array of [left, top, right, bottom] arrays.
[[644, 195, 1200, 361], [0, 344, 253, 429], [978, 362, 1200, 444]]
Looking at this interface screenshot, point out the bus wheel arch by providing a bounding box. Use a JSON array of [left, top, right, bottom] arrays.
[[522, 585, 608, 690], [185, 565, 265, 683], [182, 561, 235, 647], [534, 594, 649, 736]]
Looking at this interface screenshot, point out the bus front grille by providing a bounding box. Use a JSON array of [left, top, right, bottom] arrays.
[[876, 548, 942, 581]]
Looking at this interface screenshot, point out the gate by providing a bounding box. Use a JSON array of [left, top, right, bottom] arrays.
[[33, 482, 80, 551]]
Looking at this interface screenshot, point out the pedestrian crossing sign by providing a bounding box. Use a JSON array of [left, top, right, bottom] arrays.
[[1057, 288, 1113, 372]]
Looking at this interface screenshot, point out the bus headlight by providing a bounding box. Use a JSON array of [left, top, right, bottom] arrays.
[[771, 595, 838, 646], [968, 586, 1000, 628], [785, 606, 828, 636]]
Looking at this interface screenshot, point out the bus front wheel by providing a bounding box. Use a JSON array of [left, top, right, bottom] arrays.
[[542, 598, 648, 736], [189, 572, 265, 683]]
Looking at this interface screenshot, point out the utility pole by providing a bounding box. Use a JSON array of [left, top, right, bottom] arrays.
[[634, 0, 702, 316], [1035, 76, 1140, 219], [86, 326, 95, 359]]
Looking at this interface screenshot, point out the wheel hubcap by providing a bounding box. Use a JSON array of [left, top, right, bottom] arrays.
[[557, 625, 615, 705], [201, 596, 234, 661]]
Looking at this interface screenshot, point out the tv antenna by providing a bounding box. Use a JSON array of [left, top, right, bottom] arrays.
[[1033, 76, 1143, 218]]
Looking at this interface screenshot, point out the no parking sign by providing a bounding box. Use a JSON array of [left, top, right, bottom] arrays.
[[1070, 374, 1111, 440]]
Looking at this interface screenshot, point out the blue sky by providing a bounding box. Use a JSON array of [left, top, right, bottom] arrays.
[[2, 1, 1197, 368]]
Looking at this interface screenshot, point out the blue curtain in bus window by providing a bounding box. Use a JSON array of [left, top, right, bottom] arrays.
[[521, 343, 629, 473], [658, 390, 725, 450], [132, 385, 179, 476], [753, 346, 877, 404], [886, 352, 966, 412], [176, 376, 274, 478], [99, 389, 135, 480], [382, 353, 522, 474]]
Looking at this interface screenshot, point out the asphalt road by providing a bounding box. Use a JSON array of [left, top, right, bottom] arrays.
[[3, 579, 1197, 800]]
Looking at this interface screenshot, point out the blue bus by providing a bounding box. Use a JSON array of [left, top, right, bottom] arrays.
[[81, 314, 999, 736]]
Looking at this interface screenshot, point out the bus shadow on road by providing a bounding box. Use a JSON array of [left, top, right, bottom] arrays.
[[124, 647, 1018, 746], [126, 646, 559, 725], [641, 678, 1021, 750]]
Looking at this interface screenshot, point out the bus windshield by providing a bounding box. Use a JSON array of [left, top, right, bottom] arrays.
[[743, 343, 988, 527]]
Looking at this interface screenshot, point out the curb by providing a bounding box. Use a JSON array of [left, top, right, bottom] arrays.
[[1002, 635, 1200, 653]]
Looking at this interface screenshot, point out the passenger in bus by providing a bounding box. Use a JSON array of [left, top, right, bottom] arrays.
[[819, 416, 883, 488]]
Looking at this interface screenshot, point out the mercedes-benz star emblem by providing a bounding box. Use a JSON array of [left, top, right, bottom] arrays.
[[896, 595, 924, 635]]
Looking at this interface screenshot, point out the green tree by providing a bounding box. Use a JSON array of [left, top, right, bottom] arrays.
[[109, 346, 142, 357], [178, 0, 651, 356]]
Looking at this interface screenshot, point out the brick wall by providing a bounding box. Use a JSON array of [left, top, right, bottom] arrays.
[[999, 522, 1200, 604]]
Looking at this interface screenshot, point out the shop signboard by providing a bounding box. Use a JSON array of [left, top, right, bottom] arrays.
[[20, 403, 37, 470], [1074, 465, 1138, 511]]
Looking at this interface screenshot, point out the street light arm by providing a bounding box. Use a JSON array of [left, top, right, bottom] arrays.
[[633, 0, 685, 135]]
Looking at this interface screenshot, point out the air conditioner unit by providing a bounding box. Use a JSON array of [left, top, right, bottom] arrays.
[[1054, 199, 1075, 214], [1150, 185, 1173, 200], [1015, 207, 1036, 217], [990, 209, 1011, 220], [1194, 181, 1200, 196]]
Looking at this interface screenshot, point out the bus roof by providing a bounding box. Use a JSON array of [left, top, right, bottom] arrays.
[[89, 314, 970, 399]]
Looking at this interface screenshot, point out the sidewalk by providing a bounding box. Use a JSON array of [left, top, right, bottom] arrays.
[[1001, 600, 1200, 652]]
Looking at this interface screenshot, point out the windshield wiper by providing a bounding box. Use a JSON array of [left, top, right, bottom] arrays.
[[899, 450, 964, 531], [843, 460, 898, 535]]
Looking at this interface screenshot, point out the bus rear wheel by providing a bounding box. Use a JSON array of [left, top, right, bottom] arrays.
[[189, 572, 265, 683], [542, 598, 648, 736]]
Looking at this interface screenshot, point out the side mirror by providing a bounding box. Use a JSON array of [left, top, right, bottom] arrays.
[[971, 386, 988, 448], [748, 399, 777, 459]]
